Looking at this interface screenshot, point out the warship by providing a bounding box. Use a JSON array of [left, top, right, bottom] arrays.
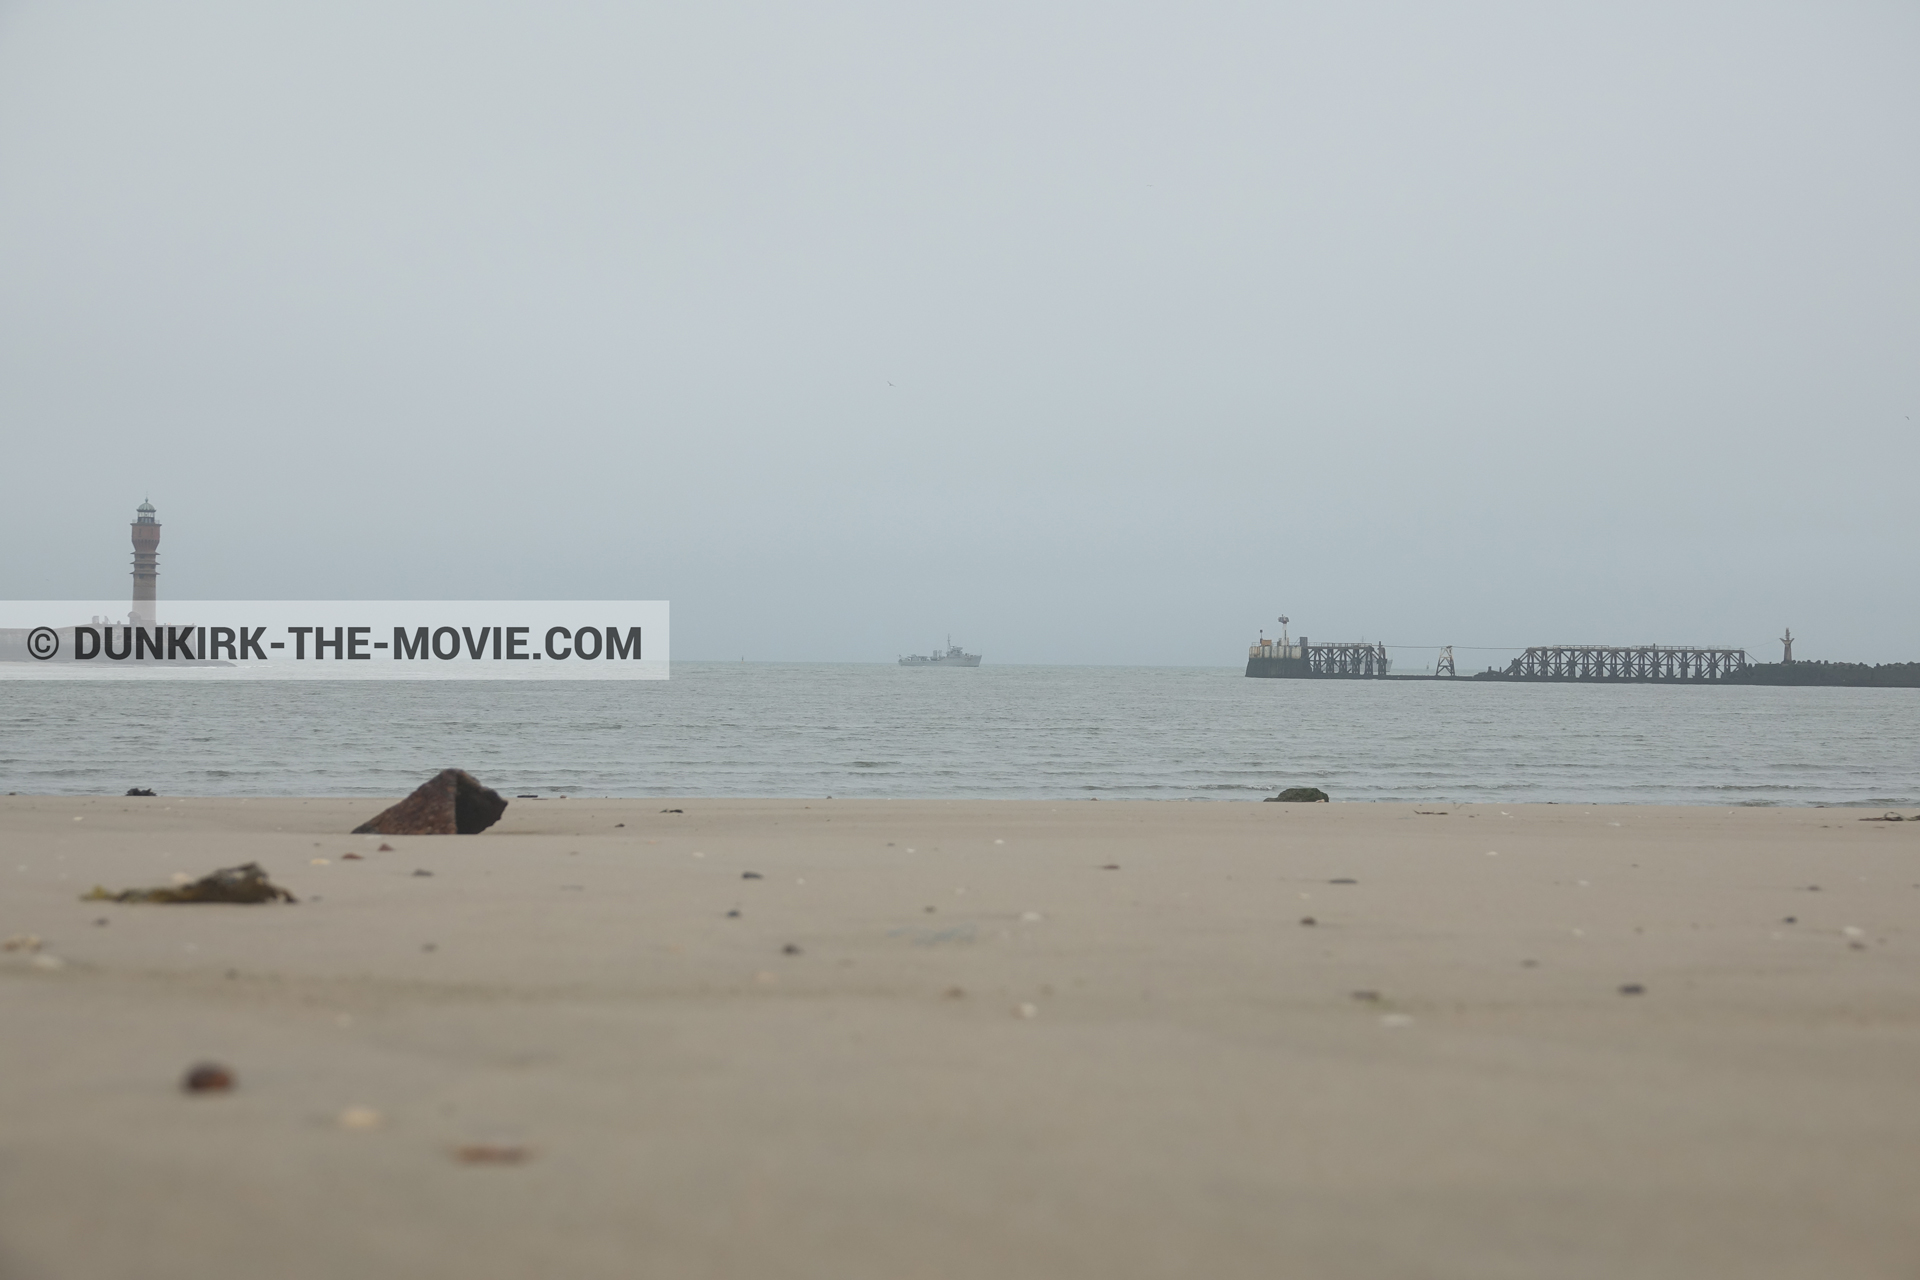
[[899, 637, 981, 667]]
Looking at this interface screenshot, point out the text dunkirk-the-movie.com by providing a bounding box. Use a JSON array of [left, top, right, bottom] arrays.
[[0, 602, 669, 680]]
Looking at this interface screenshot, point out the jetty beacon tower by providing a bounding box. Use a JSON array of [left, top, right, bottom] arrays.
[[130, 499, 160, 624]]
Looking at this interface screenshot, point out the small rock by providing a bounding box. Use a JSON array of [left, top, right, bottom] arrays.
[[412, 869, 434, 877], [454, 1144, 529, 1165], [742, 872, 762, 880], [782, 944, 802, 955], [1619, 984, 1645, 995], [377, 843, 394, 852], [1100, 864, 1120, 870], [125, 787, 157, 797], [182, 1063, 234, 1093], [1266, 787, 1330, 803], [1299, 916, 1317, 926], [725, 910, 740, 918], [660, 808, 684, 814], [1329, 878, 1358, 885], [351, 769, 507, 836], [944, 986, 966, 999], [1782, 916, 1796, 924], [614, 823, 625, 828], [342, 853, 363, 860], [1350, 990, 1381, 1002]]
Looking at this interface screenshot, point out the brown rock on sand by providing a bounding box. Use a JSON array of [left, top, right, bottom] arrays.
[[351, 770, 508, 836]]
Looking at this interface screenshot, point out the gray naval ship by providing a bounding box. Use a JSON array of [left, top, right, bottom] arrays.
[[899, 637, 981, 667]]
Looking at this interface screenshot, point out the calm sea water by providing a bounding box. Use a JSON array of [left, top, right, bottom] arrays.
[[2, 663, 1915, 805]]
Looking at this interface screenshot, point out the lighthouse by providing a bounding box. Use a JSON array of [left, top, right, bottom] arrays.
[[131, 499, 160, 625]]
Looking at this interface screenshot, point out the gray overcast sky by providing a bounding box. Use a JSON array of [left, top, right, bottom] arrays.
[[2, 1, 1915, 665]]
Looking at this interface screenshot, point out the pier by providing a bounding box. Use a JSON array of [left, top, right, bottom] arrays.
[[1245, 637, 1396, 679], [1492, 645, 1750, 681]]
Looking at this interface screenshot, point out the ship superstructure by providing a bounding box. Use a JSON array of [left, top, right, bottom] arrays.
[[900, 637, 981, 667]]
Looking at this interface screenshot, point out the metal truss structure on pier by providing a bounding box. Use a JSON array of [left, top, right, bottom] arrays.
[[1308, 641, 1391, 677], [1502, 645, 1749, 681]]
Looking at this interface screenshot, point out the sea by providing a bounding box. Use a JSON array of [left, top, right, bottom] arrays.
[[2, 663, 1915, 806]]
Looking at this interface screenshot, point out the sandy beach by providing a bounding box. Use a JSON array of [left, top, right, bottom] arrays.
[[2, 794, 1916, 1279]]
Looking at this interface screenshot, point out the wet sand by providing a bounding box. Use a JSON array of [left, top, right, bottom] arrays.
[[2, 796, 1917, 1279]]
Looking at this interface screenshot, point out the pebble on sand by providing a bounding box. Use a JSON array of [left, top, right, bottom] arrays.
[[1619, 984, 1646, 995], [182, 1063, 234, 1093], [1299, 916, 1317, 926], [454, 1144, 530, 1165]]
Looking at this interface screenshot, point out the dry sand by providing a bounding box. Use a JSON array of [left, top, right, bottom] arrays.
[[2, 795, 1917, 1279]]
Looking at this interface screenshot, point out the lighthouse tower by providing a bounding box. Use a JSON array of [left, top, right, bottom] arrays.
[[130, 499, 160, 625]]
